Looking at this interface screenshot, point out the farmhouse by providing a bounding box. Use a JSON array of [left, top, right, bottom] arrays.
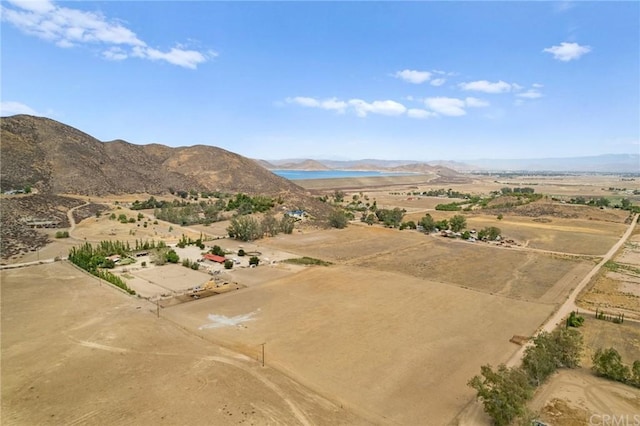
[[203, 254, 226, 263]]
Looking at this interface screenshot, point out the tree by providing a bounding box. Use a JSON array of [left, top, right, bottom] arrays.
[[468, 364, 533, 426], [621, 198, 632, 210], [333, 190, 345, 203], [238, 249, 246, 257], [632, 360, 640, 387], [478, 226, 501, 241], [328, 209, 348, 229], [419, 214, 436, 232], [165, 249, 180, 264], [449, 214, 467, 232], [592, 348, 631, 383], [261, 214, 280, 237], [224, 259, 234, 269], [279, 215, 295, 234], [595, 197, 610, 208], [227, 215, 263, 241], [249, 256, 260, 266], [210, 245, 225, 256], [436, 219, 449, 231]]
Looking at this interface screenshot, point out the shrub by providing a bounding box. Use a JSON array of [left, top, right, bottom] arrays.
[[249, 256, 260, 266], [165, 249, 179, 263], [55, 231, 70, 238], [224, 259, 234, 269], [238, 249, 246, 257]]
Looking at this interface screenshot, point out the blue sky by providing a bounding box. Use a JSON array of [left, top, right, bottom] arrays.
[[2, 1, 639, 161]]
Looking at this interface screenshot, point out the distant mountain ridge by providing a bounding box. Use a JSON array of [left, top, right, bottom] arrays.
[[261, 155, 639, 173]]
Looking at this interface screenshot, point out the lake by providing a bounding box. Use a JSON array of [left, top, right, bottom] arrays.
[[272, 170, 415, 180]]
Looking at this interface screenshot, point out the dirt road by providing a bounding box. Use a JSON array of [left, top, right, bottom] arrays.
[[455, 214, 638, 426]]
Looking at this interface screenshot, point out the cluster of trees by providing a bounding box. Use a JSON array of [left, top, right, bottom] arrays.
[[68, 242, 136, 295], [225, 193, 275, 214], [181, 258, 200, 270], [410, 188, 473, 198], [500, 187, 536, 195], [176, 234, 205, 249], [592, 347, 640, 388], [130, 196, 174, 210], [155, 201, 224, 226], [227, 214, 295, 241], [416, 213, 468, 233], [469, 328, 583, 425]]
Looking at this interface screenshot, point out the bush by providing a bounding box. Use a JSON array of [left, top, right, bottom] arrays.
[[224, 259, 234, 269], [55, 231, 70, 238], [328, 209, 348, 229], [238, 249, 246, 257], [165, 249, 179, 263], [210, 245, 225, 256], [249, 256, 260, 266]]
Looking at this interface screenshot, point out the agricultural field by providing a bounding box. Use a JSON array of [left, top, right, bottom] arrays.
[[162, 264, 553, 425], [579, 227, 640, 319], [1, 262, 361, 425]]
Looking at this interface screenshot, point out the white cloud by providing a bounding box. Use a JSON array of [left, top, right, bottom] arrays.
[[424, 97, 467, 116], [102, 46, 127, 61], [394, 69, 432, 84], [286, 96, 406, 117], [459, 80, 513, 93], [543, 42, 591, 62], [517, 90, 543, 99], [407, 108, 436, 119], [286, 97, 347, 113], [349, 99, 406, 117], [430, 78, 446, 87], [1, 0, 212, 69], [465, 97, 490, 108], [1, 101, 43, 116], [532, 83, 544, 88]]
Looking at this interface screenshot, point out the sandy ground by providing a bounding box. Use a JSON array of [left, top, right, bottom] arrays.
[[1, 262, 365, 425], [162, 264, 554, 425], [530, 369, 640, 425]]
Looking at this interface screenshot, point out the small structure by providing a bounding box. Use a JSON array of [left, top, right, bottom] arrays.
[[107, 254, 121, 263], [286, 210, 307, 220], [203, 254, 226, 263]]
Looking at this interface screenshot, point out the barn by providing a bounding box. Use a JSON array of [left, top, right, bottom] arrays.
[[203, 254, 226, 263]]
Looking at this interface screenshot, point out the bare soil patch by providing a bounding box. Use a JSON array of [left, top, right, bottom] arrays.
[[1, 262, 361, 425], [162, 264, 553, 425]]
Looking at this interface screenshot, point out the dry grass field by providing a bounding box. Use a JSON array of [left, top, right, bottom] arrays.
[[261, 225, 592, 303], [2, 174, 637, 425], [579, 227, 640, 319], [1, 262, 362, 425], [162, 264, 553, 425]]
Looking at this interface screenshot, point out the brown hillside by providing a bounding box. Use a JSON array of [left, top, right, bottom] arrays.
[[276, 159, 331, 170], [0, 115, 304, 198]]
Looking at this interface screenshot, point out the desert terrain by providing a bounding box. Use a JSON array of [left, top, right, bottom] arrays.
[[2, 172, 640, 425]]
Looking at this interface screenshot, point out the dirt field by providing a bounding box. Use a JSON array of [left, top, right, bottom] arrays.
[[3, 174, 637, 425], [529, 316, 640, 425], [261, 225, 593, 303], [530, 369, 640, 426], [579, 226, 640, 318], [162, 264, 554, 425], [1, 262, 363, 425]]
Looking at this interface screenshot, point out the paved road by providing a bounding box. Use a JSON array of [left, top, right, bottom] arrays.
[[455, 213, 638, 426]]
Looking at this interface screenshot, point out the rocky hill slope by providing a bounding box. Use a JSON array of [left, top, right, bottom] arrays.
[[1, 115, 305, 197]]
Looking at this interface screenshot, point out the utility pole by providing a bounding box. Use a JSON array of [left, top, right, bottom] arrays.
[[260, 342, 265, 367], [156, 298, 160, 318]]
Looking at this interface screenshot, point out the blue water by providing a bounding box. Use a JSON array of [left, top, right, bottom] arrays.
[[272, 169, 414, 180]]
